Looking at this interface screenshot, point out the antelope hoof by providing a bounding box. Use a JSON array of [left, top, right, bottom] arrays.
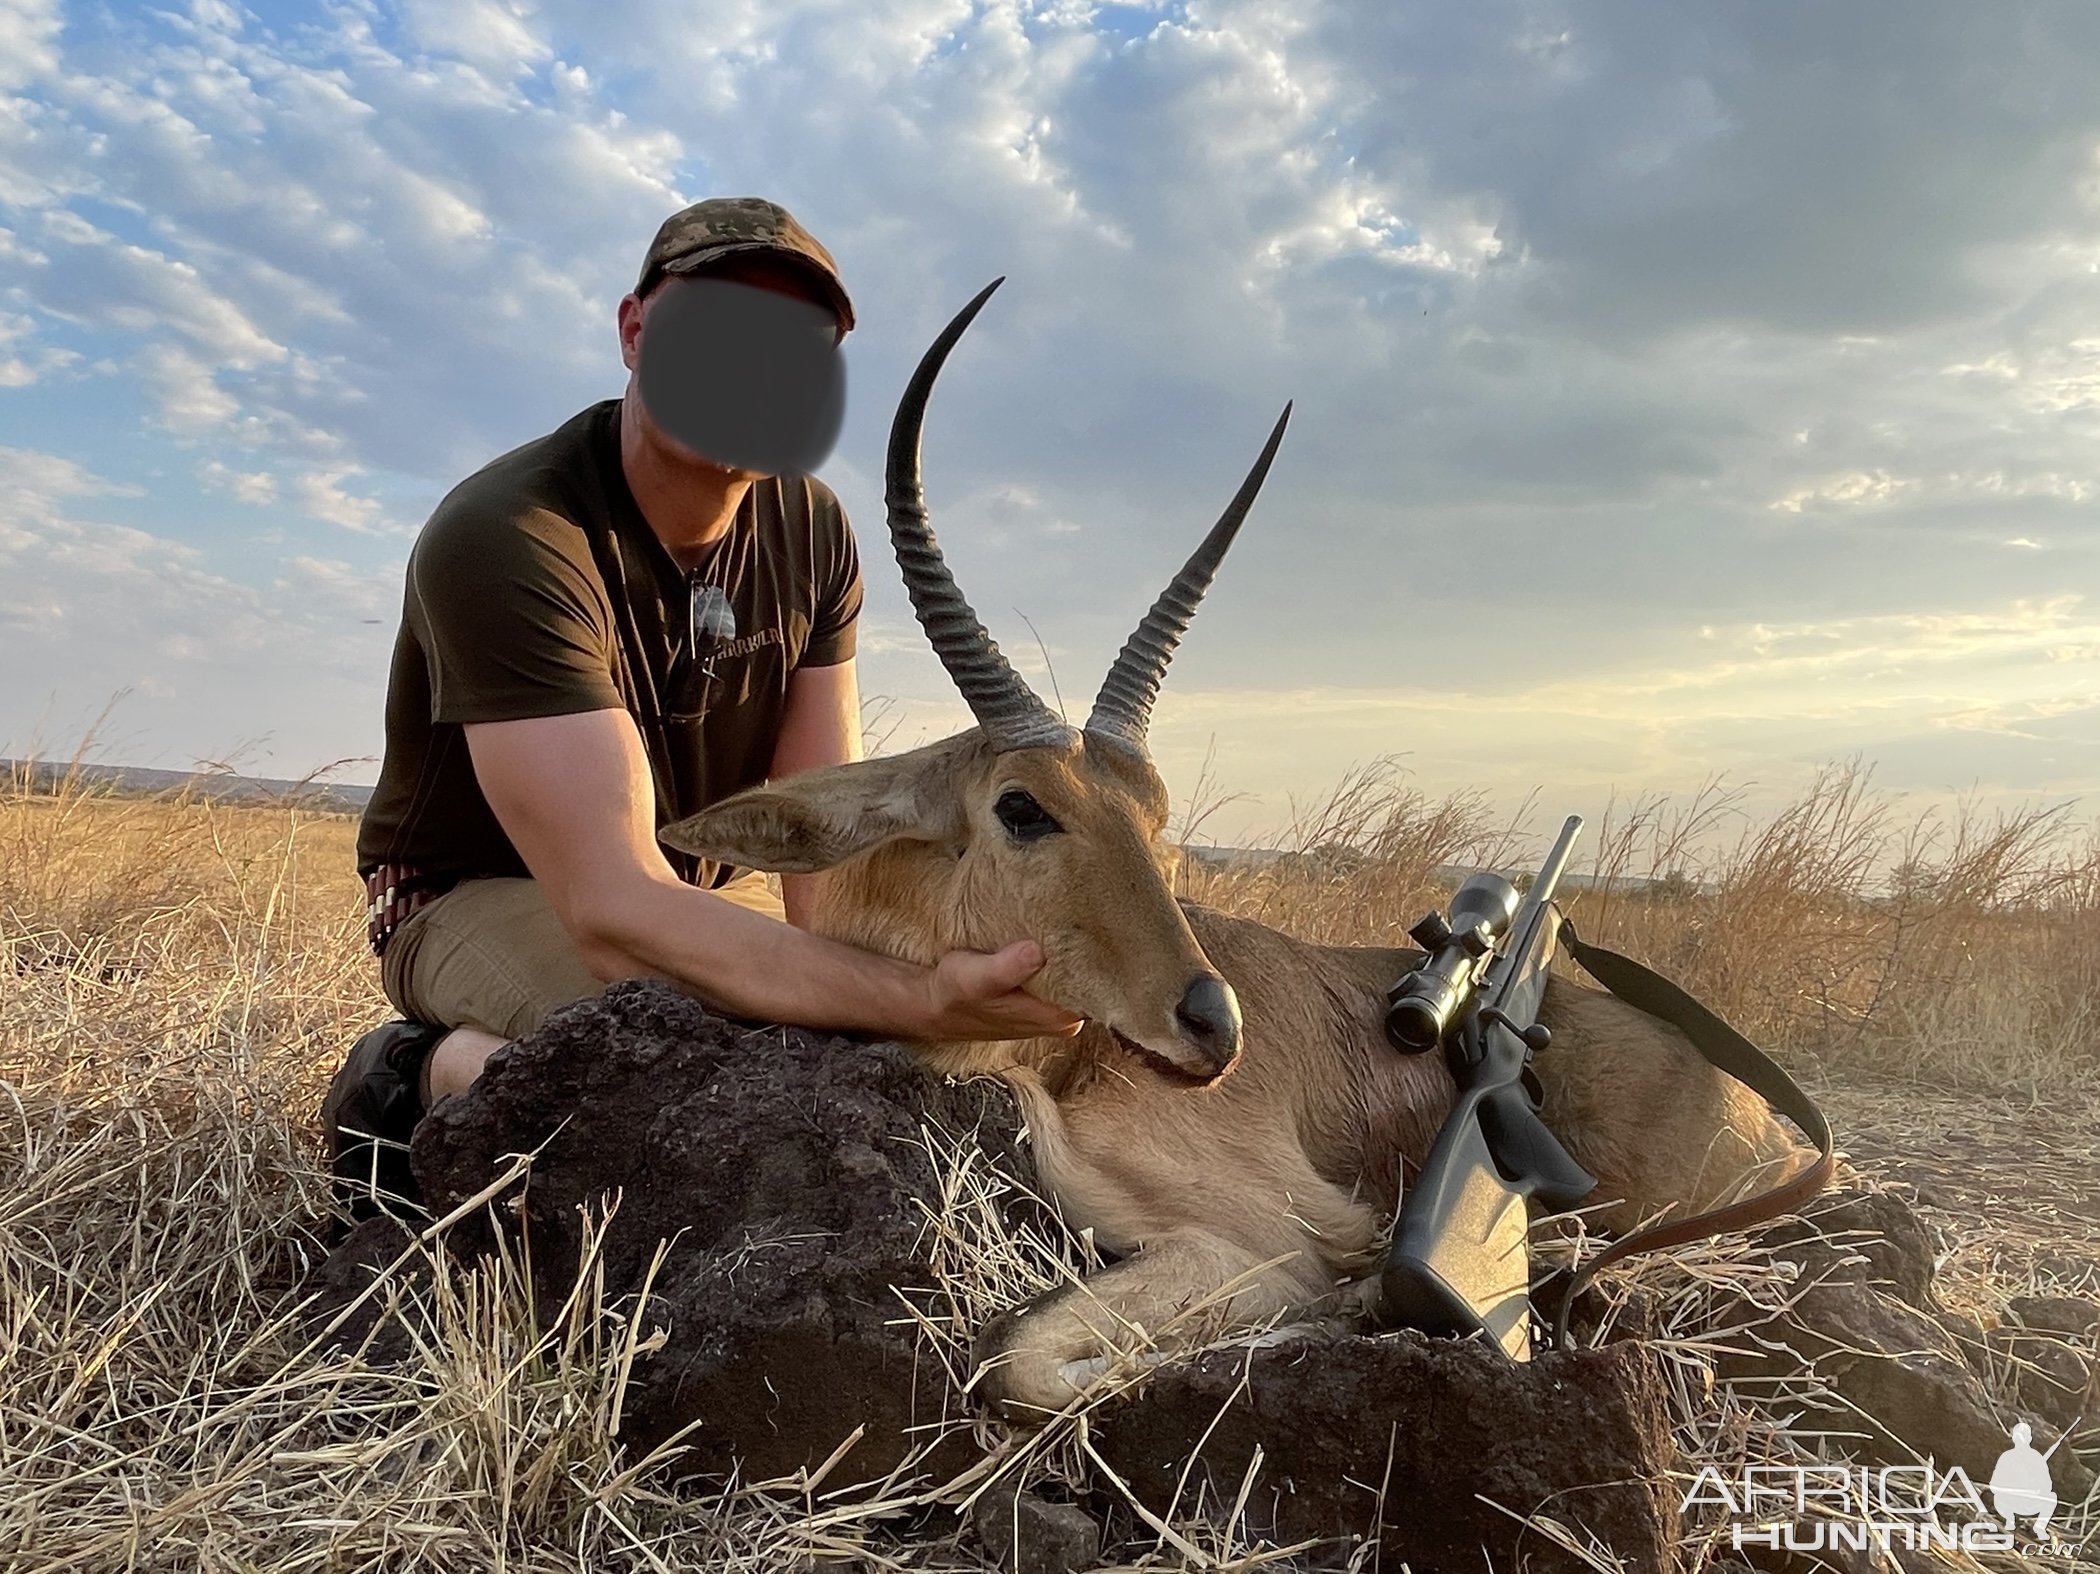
[[972, 1307, 1071, 1422], [971, 1349, 1084, 1425], [972, 1308, 1174, 1422]]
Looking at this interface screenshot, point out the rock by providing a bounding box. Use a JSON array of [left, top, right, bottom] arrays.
[[1986, 1296, 2097, 1436], [1697, 1188, 2099, 1504], [971, 1485, 1102, 1574], [1088, 1329, 1684, 1572], [302, 1215, 424, 1363], [2006, 1294, 2098, 1339], [1784, 1278, 2010, 1471], [405, 980, 1030, 1490], [1760, 1188, 1941, 1313]]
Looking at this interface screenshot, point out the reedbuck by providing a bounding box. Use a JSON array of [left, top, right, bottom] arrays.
[[664, 283, 1810, 1417]]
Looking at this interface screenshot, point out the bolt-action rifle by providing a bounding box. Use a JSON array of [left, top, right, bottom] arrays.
[[1372, 815, 1594, 1360], [1368, 813, 1839, 1360]]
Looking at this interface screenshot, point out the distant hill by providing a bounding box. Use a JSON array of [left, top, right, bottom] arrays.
[[4, 759, 374, 814], [6, 767, 1703, 894], [1183, 843, 1703, 896], [1182, 844, 1293, 872]]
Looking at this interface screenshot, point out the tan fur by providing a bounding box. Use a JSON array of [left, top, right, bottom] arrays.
[[664, 733, 1811, 1418]]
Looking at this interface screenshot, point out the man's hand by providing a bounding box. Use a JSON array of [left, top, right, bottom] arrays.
[[924, 940, 1084, 1041]]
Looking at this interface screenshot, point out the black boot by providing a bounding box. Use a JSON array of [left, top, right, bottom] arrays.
[[321, 1019, 446, 1238]]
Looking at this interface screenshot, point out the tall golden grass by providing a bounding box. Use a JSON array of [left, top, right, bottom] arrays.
[[1180, 757, 2100, 1090], [2, 758, 2094, 1570]]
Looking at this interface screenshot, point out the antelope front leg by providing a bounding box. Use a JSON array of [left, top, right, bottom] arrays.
[[970, 1228, 1321, 1422]]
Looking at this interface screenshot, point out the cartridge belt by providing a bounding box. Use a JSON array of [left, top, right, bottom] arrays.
[[362, 863, 460, 958]]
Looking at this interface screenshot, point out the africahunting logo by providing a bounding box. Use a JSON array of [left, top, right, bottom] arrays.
[[1682, 1419, 2079, 1557]]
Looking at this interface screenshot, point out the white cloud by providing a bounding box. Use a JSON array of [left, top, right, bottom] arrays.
[[135, 343, 241, 432], [292, 466, 391, 534], [0, 443, 389, 773], [1771, 470, 1918, 514], [0, 443, 141, 512], [0, 0, 680, 484], [0, 0, 2096, 818], [0, 304, 73, 384], [198, 459, 277, 505], [1950, 336, 2100, 416], [396, 0, 554, 78], [0, 0, 61, 95]]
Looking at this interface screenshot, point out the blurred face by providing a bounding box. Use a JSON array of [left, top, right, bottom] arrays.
[[619, 258, 847, 478]]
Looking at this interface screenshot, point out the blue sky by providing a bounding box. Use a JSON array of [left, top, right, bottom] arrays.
[[3, 0, 2097, 846]]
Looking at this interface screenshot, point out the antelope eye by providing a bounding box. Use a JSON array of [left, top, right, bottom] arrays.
[[994, 788, 1062, 843]]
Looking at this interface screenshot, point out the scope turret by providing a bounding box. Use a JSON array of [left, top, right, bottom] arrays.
[[1383, 872, 1522, 1052]]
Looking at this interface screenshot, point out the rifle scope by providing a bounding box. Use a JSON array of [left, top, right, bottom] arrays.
[[1384, 872, 1522, 1053]]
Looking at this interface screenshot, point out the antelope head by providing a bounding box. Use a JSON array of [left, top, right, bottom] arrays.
[[663, 281, 1289, 1084]]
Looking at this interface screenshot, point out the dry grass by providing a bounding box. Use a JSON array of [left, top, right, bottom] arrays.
[[3, 757, 2096, 1570], [1180, 756, 2100, 1093]]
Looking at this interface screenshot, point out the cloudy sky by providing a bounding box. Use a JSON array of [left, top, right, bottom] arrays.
[[3, 0, 2096, 847]]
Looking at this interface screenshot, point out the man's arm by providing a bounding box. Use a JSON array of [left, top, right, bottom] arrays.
[[465, 706, 1080, 1040], [766, 657, 861, 927]]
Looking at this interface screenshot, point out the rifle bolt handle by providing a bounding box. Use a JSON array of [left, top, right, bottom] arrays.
[[1479, 1006, 1552, 1053]]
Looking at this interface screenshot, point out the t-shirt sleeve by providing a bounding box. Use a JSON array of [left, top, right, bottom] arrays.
[[801, 495, 863, 669], [408, 503, 625, 724]]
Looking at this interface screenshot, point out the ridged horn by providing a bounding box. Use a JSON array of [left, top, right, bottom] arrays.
[[886, 279, 1075, 754], [1085, 403, 1292, 754]]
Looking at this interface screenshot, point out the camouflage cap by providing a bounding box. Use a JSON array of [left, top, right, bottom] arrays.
[[636, 196, 855, 332]]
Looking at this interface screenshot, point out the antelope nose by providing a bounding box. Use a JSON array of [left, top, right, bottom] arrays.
[[1175, 974, 1243, 1070]]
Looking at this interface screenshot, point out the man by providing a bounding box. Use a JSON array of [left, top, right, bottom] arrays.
[[327, 197, 1079, 1223]]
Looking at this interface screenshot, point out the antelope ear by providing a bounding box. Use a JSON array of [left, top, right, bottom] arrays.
[[660, 746, 966, 874]]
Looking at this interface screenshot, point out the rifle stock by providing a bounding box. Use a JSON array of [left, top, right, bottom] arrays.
[[1379, 1013, 1595, 1358], [1380, 1092, 1531, 1357]]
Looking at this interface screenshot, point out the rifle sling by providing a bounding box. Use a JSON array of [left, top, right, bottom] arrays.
[[1550, 917, 1838, 1345]]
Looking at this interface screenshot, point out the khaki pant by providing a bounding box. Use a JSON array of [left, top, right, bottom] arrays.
[[381, 873, 785, 1042]]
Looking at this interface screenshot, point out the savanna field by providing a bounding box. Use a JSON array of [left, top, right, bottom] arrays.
[[3, 756, 2096, 1572]]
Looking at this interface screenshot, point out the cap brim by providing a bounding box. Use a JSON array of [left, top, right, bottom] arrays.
[[655, 243, 855, 332]]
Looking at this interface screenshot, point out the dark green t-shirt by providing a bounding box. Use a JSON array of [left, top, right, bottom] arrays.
[[357, 400, 862, 888]]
